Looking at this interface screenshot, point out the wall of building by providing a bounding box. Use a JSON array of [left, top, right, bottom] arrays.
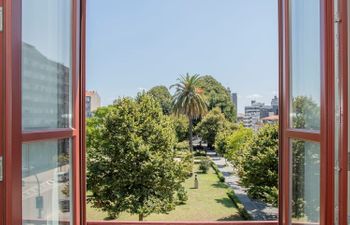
[[86, 91, 101, 118], [22, 43, 71, 130]]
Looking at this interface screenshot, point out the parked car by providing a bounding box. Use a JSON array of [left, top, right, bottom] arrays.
[[57, 172, 69, 183], [59, 199, 70, 213]]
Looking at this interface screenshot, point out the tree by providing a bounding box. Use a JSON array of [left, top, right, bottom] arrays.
[[224, 125, 253, 175], [241, 124, 278, 205], [86, 106, 111, 150], [197, 75, 236, 121], [171, 74, 208, 151], [147, 85, 172, 115], [291, 96, 320, 220], [292, 96, 320, 130], [87, 94, 187, 221], [291, 139, 320, 221], [215, 130, 230, 158], [195, 108, 231, 148], [171, 115, 189, 142]]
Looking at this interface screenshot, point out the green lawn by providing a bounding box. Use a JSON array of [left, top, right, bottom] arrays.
[[87, 162, 242, 221]]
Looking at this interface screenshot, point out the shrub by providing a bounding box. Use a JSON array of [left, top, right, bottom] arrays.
[[199, 159, 210, 173], [194, 150, 207, 156], [218, 173, 225, 182], [211, 162, 225, 182], [194, 156, 208, 161], [175, 141, 190, 152], [227, 191, 251, 220], [181, 152, 194, 177], [176, 186, 188, 204]]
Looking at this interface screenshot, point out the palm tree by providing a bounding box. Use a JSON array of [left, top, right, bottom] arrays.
[[171, 73, 208, 151]]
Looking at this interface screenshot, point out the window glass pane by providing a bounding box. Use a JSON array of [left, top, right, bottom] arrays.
[[334, 0, 340, 222], [291, 139, 320, 224], [290, 0, 321, 130], [22, 0, 72, 131], [22, 139, 71, 225]]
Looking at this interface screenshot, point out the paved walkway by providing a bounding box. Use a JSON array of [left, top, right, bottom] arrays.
[[207, 151, 278, 221]]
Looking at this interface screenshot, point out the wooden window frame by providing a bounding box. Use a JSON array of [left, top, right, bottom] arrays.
[[0, 0, 3, 224], [4, 0, 346, 224], [2, 0, 86, 224], [280, 0, 336, 225], [337, 0, 348, 224]]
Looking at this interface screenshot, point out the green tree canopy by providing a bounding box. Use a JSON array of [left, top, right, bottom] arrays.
[[215, 130, 231, 157], [292, 96, 320, 130], [197, 75, 236, 121], [171, 74, 208, 151], [224, 125, 254, 174], [291, 96, 320, 220], [195, 108, 232, 148], [171, 114, 189, 142], [86, 106, 110, 149], [147, 85, 172, 115], [241, 124, 278, 205], [227, 125, 253, 155], [87, 94, 187, 221]]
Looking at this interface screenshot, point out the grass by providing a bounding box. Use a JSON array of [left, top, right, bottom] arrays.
[[87, 161, 242, 221]]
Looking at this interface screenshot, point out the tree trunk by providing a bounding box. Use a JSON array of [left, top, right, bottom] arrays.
[[189, 117, 193, 152], [139, 214, 144, 221]]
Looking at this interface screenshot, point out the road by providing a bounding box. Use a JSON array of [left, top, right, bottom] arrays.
[[22, 165, 70, 223]]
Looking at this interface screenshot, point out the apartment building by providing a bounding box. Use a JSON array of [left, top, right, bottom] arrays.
[[86, 91, 101, 118]]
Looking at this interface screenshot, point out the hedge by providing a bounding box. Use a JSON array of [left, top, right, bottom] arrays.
[[210, 161, 225, 182], [227, 191, 251, 220]]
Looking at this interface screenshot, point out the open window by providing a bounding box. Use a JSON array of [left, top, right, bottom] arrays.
[[2, 0, 350, 225], [1, 0, 85, 224]]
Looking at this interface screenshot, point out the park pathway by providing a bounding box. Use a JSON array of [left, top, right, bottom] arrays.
[[207, 151, 278, 221]]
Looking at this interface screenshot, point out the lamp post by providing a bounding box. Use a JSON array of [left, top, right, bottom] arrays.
[[34, 174, 43, 219]]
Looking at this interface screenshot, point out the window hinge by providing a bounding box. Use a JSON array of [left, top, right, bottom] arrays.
[[335, 166, 341, 172], [336, 113, 341, 125], [0, 156, 3, 181], [335, 13, 341, 23], [335, 160, 341, 172]]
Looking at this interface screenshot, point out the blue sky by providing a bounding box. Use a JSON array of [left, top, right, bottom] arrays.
[[87, 0, 278, 113], [23, 0, 71, 66]]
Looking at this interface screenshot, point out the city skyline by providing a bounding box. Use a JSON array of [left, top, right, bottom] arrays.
[[86, 0, 278, 113], [87, 88, 278, 115]]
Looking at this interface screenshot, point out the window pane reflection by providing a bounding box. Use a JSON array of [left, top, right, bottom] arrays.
[[290, 0, 321, 130], [22, 0, 72, 131], [291, 139, 320, 224], [22, 139, 71, 225]]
